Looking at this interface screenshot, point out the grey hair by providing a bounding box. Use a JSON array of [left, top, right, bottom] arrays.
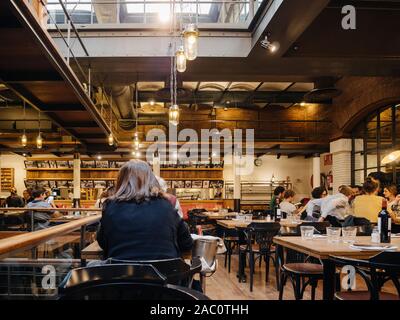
[[156, 176, 168, 192], [111, 160, 162, 202]]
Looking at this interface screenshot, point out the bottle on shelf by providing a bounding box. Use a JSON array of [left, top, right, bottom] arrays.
[[378, 199, 391, 243]]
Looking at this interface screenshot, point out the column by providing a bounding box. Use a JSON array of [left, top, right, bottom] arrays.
[[330, 139, 352, 192], [233, 153, 241, 212], [312, 154, 321, 188], [153, 153, 161, 177], [73, 153, 81, 207]]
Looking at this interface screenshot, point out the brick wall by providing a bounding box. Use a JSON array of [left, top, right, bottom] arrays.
[[332, 77, 400, 138]]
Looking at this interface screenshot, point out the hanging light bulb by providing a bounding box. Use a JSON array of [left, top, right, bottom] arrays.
[[183, 23, 199, 61], [36, 110, 43, 149], [21, 133, 27, 147], [108, 132, 114, 146], [133, 131, 140, 150], [36, 133, 43, 149], [21, 100, 27, 147], [176, 46, 186, 72], [169, 104, 180, 126]]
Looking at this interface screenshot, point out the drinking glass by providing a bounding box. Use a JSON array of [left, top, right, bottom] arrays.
[[371, 226, 380, 243], [342, 226, 357, 243], [327, 227, 341, 243], [300, 226, 314, 240], [245, 214, 253, 222]]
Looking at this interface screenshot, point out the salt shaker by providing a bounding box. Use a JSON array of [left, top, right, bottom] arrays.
[[371, 226, 380, 243]]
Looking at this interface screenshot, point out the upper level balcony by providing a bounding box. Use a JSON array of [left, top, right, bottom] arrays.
[[45, 0, 267, 30]]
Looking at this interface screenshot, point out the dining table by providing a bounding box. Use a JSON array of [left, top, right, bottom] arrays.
[[216, 218, 303, 229], [273, 235, 400, 300], [197, 211, 238, 220]]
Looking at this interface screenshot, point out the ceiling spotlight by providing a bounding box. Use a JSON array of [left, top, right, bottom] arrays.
[[260, 36, 280, 53], [97, 154, 102, 160], [300, 101, 306, 107], [149, 99, 155, 107]]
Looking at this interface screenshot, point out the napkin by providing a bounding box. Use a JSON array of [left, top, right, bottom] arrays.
[[349, 244, 398, 251]]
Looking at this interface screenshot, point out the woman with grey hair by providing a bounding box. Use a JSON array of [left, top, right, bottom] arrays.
[[156, 176, 184, 218], [97, 160, 193, 260]]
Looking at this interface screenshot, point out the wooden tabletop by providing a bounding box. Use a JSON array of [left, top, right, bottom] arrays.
[[217, 219, 302, 229], [81, 241, 192, 261], [198, 212, 238, 220], [273, 236, 400, 259]]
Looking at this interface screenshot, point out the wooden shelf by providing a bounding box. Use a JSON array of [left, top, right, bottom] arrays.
[[25, 178, 116, 181], [163, 178, 223, 181], [160, 168, 223, 171], [25, 168, 120, 171], [1, 168, 14, 192]]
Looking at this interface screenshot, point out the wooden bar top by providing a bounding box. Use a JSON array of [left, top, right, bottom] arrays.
[[273, 236, 400, 259]]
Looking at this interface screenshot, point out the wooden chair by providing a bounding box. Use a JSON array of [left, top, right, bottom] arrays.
[[238, 222, 281, 292], [330, 252, 400, 300]]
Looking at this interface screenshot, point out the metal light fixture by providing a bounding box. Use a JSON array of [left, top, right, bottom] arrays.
[[36, 111, 43, 149], [108, 91, 114, 146], [169, 104, 180, 126], [176, 46, 187, 73], [382, 150, 400, 165], [133, 81, 140, 150], [183, 23, 199, 61], [261, 35, 279, 53], [21, 100, 28, 147]]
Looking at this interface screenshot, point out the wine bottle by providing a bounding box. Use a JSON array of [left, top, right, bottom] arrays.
[[274, 197, 282, 222], [378, 199, 391, 243]]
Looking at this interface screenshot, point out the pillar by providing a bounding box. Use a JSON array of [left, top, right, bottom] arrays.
[[233, 153, 241, 212], [330, 139, 352, 192], [312, 154, 321, 188], [73, 153, 81, 207], [153, 153, 161, 177]]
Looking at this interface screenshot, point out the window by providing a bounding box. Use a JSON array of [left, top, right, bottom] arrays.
[[351, 104, 400, 185]]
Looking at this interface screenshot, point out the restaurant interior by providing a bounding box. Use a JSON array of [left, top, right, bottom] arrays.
[[0, 0, 400, 304]]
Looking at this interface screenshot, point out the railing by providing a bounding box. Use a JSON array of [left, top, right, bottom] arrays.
[[31, 1, 120, 138], [0, 208, 101, 299], [45, 0, 265, 28]]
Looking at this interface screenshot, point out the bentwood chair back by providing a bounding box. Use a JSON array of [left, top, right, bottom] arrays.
[[106, 257, 202, 287], [238, 222, 281, 291], [329, 252, 400, 300], [58, 263, 209, 300]]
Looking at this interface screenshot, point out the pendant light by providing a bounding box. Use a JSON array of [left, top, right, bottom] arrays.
[[21, 100, 27, 147], [169, 49, 180, 126], [133, 81, 140, 150], [183, 23, 199, 61], [176, 46, 186, 73], [382, 150, 400, 165], [36, 111, 43, 149], [108, 91, 114, 146]]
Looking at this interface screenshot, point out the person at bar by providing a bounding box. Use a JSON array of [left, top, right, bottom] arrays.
[[318, 186, 354, 222], [156, 176, 184, 219], [5, 187, 24, 208], [26, 187, 60, 230], [22, 189, 34, 205], [94, 186, 115, 209], [97, 160, 193, 261], [352, 178, 384, 223], [269, 186, 285, 210]]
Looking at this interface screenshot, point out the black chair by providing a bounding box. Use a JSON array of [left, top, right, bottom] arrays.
[[187, 209, 216, 235], [278, 221, 331, 300], [105, 257, 202, 287], [238, 222, 281, 292], [58, 263, 209, 300], [330, 252, 400, 300], [222, 228, 240, 273]]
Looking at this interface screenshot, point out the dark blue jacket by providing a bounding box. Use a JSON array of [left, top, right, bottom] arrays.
[[97, 197, 193, 260]]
